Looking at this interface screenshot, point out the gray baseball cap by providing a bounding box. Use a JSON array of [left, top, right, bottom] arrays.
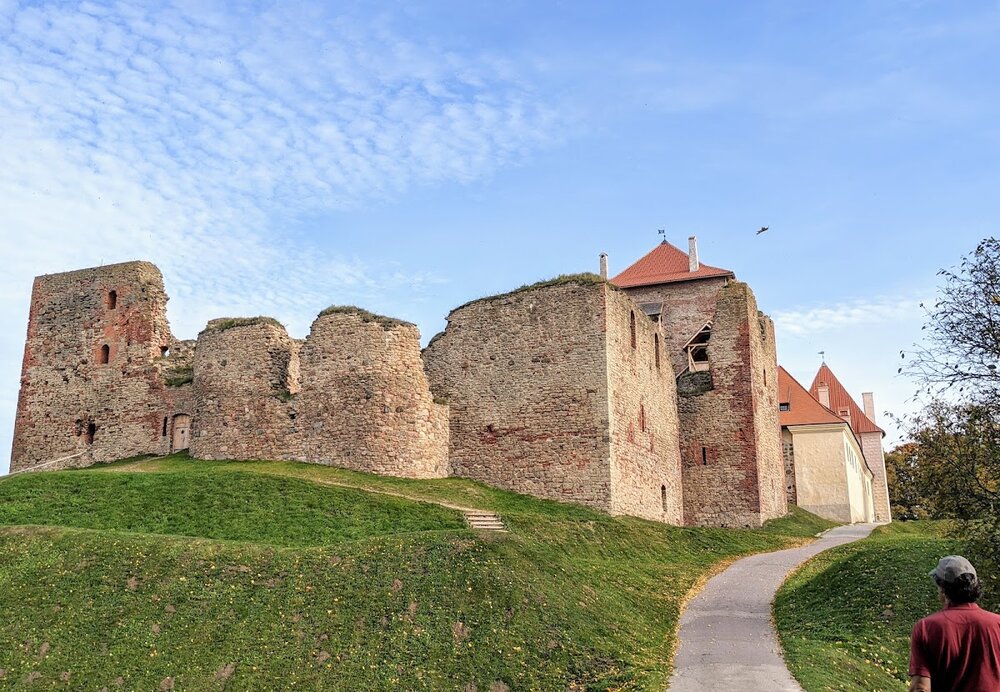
[[930, 555, 978, 584]]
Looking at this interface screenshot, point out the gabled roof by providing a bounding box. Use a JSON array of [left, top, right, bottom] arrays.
[[778, 366, 845, 427], [611, 241, 735, 288], [809, 364, 884, 436]]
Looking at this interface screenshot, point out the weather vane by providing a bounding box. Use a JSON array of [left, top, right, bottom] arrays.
[[658, 228, 666, 242], [818, 350, 826, 363]]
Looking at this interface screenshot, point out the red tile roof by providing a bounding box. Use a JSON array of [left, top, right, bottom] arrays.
[[778, 366, 846, 427], [809, 364, 884, 436], [611, 241, 735, 288]]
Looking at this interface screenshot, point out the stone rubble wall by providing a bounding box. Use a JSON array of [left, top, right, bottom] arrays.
[[750, 312, 786, 522], [190, 319, 299, 461], [10, 260, 782, 528], [604, 287, 684, 523], [423, 281, 615, 510], [293, 311, 448, 478]]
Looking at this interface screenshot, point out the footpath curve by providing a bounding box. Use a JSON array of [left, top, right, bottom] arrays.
[[668, 523, 878, 691]]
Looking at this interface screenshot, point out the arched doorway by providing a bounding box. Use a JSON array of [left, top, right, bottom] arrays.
[[171, 414, 191, 451]]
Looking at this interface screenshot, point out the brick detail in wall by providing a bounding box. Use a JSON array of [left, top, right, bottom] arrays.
[[624, 280, 786, 528], [10, 262, 188, 472]]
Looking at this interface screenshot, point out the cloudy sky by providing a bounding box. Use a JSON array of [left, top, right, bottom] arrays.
[[2, 0, 999, 473]]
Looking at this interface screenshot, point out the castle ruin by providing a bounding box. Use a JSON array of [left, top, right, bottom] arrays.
[[10, 239, 788, 527]]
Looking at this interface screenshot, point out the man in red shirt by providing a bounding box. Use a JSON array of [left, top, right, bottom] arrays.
[[910, 555, 1000, 691]]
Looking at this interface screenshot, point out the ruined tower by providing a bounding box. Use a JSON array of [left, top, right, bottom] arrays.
[[10, 261, 191, 472], [611, 239, 786, 527]]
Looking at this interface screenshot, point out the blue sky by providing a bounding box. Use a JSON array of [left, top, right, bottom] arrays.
[[2, 0, 999, 474]]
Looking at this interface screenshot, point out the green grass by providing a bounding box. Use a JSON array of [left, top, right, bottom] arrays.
[[201, 316, 284, 333], [0, 472, 465, 546], [775, 521, 995, 691], [317, 305, 414, 329], [0, 455, 834, 689]]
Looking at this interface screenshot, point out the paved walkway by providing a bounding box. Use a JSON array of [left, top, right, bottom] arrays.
[[668, 523, 878, 691]]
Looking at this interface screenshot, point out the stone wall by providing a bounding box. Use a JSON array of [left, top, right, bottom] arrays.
[[10, 262, 178, 472], [424, 280, 614, 508], [860, 431, 892, 522], [750, 313, 786, 521], [190, 318, 299, 461], [294, 309, 448, 478], [423, 279, 684, 523], [782, 429, 796, 505], [604, 288, 684, 523]]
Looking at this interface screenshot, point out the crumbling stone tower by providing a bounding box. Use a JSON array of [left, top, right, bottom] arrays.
[[423, 276, 685, 523], [10, 261, 190, 472], [611, 239, 786, 527], [291, 308, 449, 478]]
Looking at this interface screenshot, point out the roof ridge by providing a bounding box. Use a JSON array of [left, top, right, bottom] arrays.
[[610, 240, 734, 289]]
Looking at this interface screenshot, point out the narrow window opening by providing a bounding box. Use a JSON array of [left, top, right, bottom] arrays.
[[99, 344, 110, 364], [661, 485, 667, 512], [107, 290, 117, 309], [161, 417, 168, 436], [639, 404, 646, 433], [85, 422, 96, 445], [701, 446, 708, 465], [654, 334, 661, 369], [684, 323, 712, 372], [763, 367, 767, 386], [629, 311, 636, 349], [160, 346, 170, 357]]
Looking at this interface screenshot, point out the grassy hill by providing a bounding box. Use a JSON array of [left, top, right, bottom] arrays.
[[0, 454, 834, 689], [775, 521, 998, 691]]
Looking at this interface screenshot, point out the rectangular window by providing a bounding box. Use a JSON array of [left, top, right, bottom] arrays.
[[779, 403, 790, 412]]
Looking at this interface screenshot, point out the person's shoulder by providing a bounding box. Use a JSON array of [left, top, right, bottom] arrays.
[[977, 605, 1000, 622]]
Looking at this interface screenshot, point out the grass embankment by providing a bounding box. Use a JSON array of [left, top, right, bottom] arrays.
[[775, 521, 999, 691], [0, 455, 830, 689]]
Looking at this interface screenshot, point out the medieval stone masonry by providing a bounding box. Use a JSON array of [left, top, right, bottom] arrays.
[[10, 240, 799, 527]]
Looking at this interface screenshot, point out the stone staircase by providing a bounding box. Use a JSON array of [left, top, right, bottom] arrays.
[[464, 511, 507, 532]]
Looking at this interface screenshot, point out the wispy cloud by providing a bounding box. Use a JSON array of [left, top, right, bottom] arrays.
[[774, 295, 924, 337]]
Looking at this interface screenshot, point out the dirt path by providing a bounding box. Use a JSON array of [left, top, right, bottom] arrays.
[[668, 523, 878, 691]]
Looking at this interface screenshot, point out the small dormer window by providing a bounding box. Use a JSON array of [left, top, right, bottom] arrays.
[[838, 408, 851, 423], [779, 402, 790, 412], [107, 290, 117, 309]]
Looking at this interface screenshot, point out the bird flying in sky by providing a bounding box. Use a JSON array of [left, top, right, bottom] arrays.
[[757, 226, 769, 235]]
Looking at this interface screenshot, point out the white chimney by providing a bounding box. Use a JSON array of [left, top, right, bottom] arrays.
[[599, 253, 608, 280], [688, 236, 699, 272], [817, 383, 831, 408], [862, 392, 876, 421]]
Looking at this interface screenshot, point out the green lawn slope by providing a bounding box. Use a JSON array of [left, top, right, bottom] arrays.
[[775, 521, 997, 691], [0, 454, 831, 690]]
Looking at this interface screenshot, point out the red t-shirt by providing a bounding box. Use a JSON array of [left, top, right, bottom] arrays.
[[910, 603, 1000, 691]]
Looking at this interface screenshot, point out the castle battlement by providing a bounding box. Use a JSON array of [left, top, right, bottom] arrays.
[[11, 251, 788, 527]]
